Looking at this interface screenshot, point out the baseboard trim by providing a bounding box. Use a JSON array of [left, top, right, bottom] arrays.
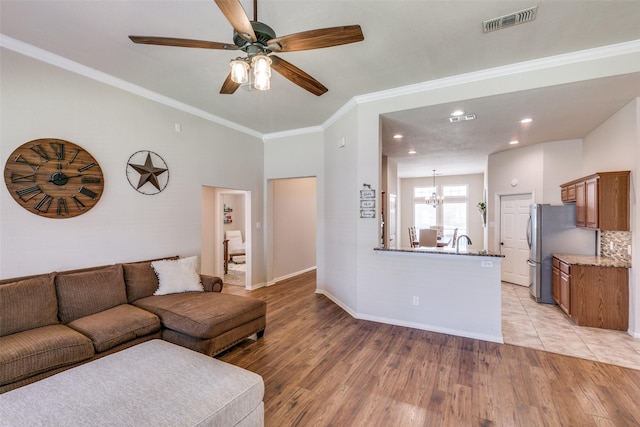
[[315, 289, 504, 344], [268, 267, 317, 287]]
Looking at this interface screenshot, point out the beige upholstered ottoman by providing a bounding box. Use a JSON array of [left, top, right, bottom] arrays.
[[0, 340, 264, 426]]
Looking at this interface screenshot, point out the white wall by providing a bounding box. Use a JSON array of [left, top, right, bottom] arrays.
[[0, 48, 264, 278], [320, 108, 360, 310], [222, 193, 245, 236], [271, 177, 316, 280], [487, 139, 585, 252], [263, 131, 324, 285], [582, 98, 639, 337]]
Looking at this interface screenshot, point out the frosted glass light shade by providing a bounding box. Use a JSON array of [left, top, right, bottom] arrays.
[[230, 59, 249, 84], [252, 55, 272, 90]]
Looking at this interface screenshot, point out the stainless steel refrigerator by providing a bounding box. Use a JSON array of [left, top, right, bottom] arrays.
[[526, 204, 596, 303]]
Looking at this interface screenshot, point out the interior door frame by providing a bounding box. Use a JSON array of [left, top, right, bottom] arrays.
[[201, 186, 251, 288]]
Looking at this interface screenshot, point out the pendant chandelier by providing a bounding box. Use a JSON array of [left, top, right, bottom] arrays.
[[425, 169, 444, 208]]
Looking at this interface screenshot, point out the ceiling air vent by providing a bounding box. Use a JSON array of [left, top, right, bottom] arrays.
[[483, 5, 538, 33]]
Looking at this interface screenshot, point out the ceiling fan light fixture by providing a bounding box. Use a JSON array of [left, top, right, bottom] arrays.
[[252, 54, 272, 90], [230, 59, 249, 84]]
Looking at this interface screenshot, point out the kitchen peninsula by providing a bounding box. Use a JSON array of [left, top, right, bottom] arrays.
[[367, 247, 505, 343]]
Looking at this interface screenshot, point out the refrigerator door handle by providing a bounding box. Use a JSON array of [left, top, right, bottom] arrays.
[[527, 259, 537, 267], [526, 215, 532, 249]]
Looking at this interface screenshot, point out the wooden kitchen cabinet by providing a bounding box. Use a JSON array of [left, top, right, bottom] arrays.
[[574, 180, 586, 227], [551, 258, 561, 305], [584, 176, 598, 229], [551, 256, 628, 330], [560, 183, 576, 203], [560, 171, 630, 231], [552, 258, 571, 316]]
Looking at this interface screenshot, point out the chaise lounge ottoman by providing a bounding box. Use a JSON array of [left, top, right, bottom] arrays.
[[0, 340, 264, 427]]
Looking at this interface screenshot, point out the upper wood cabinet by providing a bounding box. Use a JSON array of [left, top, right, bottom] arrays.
[[560, 171, 630, 231]]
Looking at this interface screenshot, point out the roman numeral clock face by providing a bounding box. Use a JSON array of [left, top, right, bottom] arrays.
[[3, 139, 104, 218]]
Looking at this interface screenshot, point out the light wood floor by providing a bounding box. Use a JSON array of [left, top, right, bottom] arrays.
[[220, 271, 640, 426], [502, 282, 640, 370]]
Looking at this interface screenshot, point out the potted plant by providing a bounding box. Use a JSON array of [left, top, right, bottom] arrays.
[[477, 201, 487, 226]]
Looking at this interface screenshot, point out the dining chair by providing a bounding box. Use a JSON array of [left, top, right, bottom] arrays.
[[418, 228, 438, 247], [408, 227, 419, 247]]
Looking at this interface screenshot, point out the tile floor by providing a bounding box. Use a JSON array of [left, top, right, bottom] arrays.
[[502, 282, 640, 371]]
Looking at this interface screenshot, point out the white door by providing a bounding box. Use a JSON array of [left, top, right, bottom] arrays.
[[500, 193, 532, 286]]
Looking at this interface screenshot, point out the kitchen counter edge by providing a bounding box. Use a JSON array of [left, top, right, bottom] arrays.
[[553, 253, 631, 268], [374, 247, 504, 258]]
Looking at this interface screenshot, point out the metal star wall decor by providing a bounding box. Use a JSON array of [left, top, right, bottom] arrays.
[[125, 150, 169, 195]]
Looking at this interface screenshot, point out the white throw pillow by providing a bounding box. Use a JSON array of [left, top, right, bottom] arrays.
[[151, 256, 203, 296]]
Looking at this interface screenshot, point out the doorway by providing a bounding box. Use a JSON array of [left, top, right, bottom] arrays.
[[499, 193, 533, 286], [221, 192, 248, 287], [267, 177, 317, 284], [201, 186, 251, 289]]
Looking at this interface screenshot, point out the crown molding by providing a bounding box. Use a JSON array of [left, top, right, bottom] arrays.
[[264, 39, 640, 141], [0, 34, 263, 139], [262, 125, 324, 141], [3, 33, 639, 143], [354, 39, 640, 105]]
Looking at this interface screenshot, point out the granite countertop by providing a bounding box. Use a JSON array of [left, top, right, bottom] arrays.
[[553, 253, 631, 268], [374, 247, 504, 258]]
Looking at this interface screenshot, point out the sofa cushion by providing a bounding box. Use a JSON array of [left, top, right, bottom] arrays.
[[122, 261, 160, 303], [122, 256, 179, 303], [0, 324, 94, 386], [67, 304, 161, 353], [133, 293, 266, 340], [0, 273, 58, 336], [55, 265, 127, 324], [151, 256, 203, 296]]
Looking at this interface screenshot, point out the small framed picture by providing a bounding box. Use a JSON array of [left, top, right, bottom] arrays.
[[360, 189, 375, 199], [360, 199, 375, 209], [360, 210, 375, 218]]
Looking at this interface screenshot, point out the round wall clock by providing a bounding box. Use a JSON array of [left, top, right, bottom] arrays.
[[3, 138, 104, 218], [126, 150, 169, 195]]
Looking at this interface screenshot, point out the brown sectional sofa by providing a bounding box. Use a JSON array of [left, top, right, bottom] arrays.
[[0, 257, 266, 393]]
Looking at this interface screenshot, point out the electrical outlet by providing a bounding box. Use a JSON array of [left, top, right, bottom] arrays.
[[412, 296, 419, 306], [610, 241, 614, 251], [629, 245, 632, 255]]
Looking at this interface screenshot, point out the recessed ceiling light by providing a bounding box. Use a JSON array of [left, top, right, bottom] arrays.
[[451, 110, 465, 117], [520, 118, 533, 124], [393, 134, 403, 139], [509, 140, 519, 145], [408, 149, 417, 154]]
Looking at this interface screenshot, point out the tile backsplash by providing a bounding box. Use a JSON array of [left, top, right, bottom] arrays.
[[600, 231, 632, 263]]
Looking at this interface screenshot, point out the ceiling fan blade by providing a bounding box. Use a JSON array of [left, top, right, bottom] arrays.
[[268, 25, 364, 52], [270, 55, 328, 96], [220, 72, 241, 94], [214, 0, 256, 42], [129, 36, 238, 50]]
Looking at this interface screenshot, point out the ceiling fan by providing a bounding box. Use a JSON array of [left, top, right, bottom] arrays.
[[129, 0, 364, 96]]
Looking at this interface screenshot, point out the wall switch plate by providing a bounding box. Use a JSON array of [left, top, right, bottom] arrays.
[[610, 241, 614, 250], [412, 296, 419, 306], [481, 261, 493, 267], [629, 245, 632, 255]]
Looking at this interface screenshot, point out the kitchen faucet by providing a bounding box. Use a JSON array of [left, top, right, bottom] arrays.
[[456, 235, 472, 253]]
